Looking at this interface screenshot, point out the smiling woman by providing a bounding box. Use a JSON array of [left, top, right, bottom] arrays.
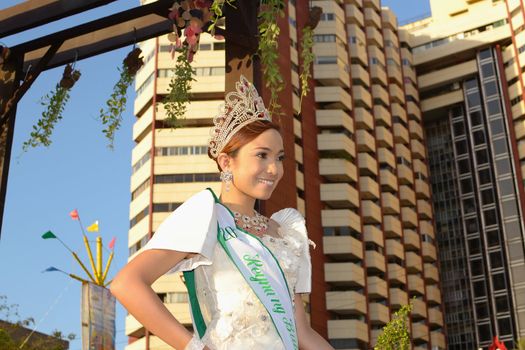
[[110, 76, 334, 350]]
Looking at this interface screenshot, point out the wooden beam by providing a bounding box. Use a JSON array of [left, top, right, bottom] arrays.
[[10, 0, 174, 72], [0, 0, 118, 38], [0, 42, 63, 126]]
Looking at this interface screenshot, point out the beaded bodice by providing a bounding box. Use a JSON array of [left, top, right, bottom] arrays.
[[191, 208, 310, 350]]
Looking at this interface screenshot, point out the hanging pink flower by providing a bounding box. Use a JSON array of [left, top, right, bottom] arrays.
[[168, 8, 179, 21]]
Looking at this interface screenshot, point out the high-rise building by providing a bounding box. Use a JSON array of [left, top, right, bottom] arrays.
[[312, 1, 444, 349], [405, 0, 525, 348], [125, 0, 447, 349]]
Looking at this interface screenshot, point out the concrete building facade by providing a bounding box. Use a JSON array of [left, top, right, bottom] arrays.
[[406, 0, 525, 348]]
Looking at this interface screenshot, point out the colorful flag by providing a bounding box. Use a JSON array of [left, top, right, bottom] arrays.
[[42, 266, 61, 273], [42, 231, 57, 239], [87, 221, 99, 232], [70, 209, 79, 220], [108, 237, 116, 250]]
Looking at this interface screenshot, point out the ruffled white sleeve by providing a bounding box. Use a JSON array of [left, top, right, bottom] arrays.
[[272, 208, 312, 294], [143, 189, 217, 273]]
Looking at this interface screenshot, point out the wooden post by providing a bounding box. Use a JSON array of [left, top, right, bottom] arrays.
[[224, 1, 260, 93], [0, 53, 22, 239]]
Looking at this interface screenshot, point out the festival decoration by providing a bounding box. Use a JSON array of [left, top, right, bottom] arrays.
[[41, 209, 117, 350], [99, 47, 144, 149], [22, 64, 81, 152], [162, 0, 317, 121]]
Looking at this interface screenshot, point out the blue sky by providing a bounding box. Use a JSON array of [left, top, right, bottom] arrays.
[[0, 1, 430, 349]]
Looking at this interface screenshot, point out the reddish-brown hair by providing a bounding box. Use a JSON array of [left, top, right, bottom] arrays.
[[209, 120, 281, 170]]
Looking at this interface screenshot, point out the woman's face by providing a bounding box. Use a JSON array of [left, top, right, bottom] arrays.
[[227, 129, 284, 200]]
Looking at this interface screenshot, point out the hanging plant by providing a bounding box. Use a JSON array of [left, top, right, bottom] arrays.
[[299, 6, 322, 110], [208, 0, 236, 35], [162, 0, 230, 124], [258, 0, 285, 115], [163, 45, 196, 126], [167, 0, 230, 62], [0, 44, 10, 65], [22, 64, 81, 152], [99, 47, 143, 149]]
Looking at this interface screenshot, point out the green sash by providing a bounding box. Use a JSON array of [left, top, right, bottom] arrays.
[[184, 189, 298, 350]]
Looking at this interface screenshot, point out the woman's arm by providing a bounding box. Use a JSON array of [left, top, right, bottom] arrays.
[[110, 249, 206, 349], [294, 294, 335, 350]]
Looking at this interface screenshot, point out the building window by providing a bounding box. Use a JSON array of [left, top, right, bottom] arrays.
[[468, 238, 481, 255], [478, 168, 492, 184], [473, 130, 485, 145], [154, 173, 220, 184], [457, 159, 470, 175], [484, 208, 498, 226], [492, 273, 506, 290], [313, 34, 336, 43], [132, 151, 151, 174], [320, 13, 335, 21], [489, 251, 504, 269], [469, 110, 483, 126], [195, 67, 225, 76], [130, 206, 149, 228], [495, 296, 509, 313], [136, 72, 155, 96], [487, 99, 501, 116], [213, 42, 225, 50], [153, 202, 181, 212], [481, 188, 494, 205], [155, 145, 208, 156], [510, 95, 523, 105], [452, 121, 465, 137], [490, 118, 505, 135], [473, 280, 486, 297], [486, 229, 500, 246], [315, 56, 337, 64], [475, 149, 489, 165], [498, 317, 513, 335], [475, 302, 489, 319], [131, 178, 150, 201]]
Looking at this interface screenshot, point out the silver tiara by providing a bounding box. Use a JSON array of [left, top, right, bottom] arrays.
[[208, 75, 272, 159]]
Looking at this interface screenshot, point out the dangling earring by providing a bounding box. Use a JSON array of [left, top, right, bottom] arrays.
[[220, 170, 233, 192]]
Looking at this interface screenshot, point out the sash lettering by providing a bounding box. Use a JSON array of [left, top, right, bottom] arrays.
[[217, 204, 298, 350]]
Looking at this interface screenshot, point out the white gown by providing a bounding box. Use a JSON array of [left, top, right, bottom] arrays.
[[144, 189, 312, 350]]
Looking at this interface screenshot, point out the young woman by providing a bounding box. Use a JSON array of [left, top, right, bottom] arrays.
[[110, 76, 334, 350]]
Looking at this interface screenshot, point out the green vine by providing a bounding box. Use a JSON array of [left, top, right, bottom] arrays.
[[298, 6, 321, 112], [208, 0, 236, 35], [299, 26, 314, 109], [22, 64, 80, 152], [99, 48, 143, 149], [163, 45, 196, 126], [258, 0, 285, 115], [374, 303, 413, 350]]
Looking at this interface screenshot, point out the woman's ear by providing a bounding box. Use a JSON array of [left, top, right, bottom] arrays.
[[216, 153, 230, 172]]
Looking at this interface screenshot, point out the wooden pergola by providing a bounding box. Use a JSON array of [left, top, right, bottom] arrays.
[[0, 0, 260, 239]]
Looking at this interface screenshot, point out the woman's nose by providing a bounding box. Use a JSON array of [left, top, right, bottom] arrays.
[[267, 162, 277, 175]]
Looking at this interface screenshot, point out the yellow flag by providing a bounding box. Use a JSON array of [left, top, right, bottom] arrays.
[[87, 220, 99, 232]]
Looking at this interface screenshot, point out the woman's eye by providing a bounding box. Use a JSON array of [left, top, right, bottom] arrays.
[[257, 152, 267, 159], [278, 155, 285, 161]]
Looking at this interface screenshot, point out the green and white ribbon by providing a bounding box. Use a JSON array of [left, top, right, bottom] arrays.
[[216, 203, 298, 350]]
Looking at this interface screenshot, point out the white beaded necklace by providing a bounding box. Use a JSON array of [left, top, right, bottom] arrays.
[[232, 210, 269, 236]]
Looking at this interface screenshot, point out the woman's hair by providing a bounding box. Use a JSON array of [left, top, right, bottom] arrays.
[[209, 120, 281, 170]]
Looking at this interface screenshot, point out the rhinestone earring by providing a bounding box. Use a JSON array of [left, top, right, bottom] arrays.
[[220, 170, 233, 192]]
